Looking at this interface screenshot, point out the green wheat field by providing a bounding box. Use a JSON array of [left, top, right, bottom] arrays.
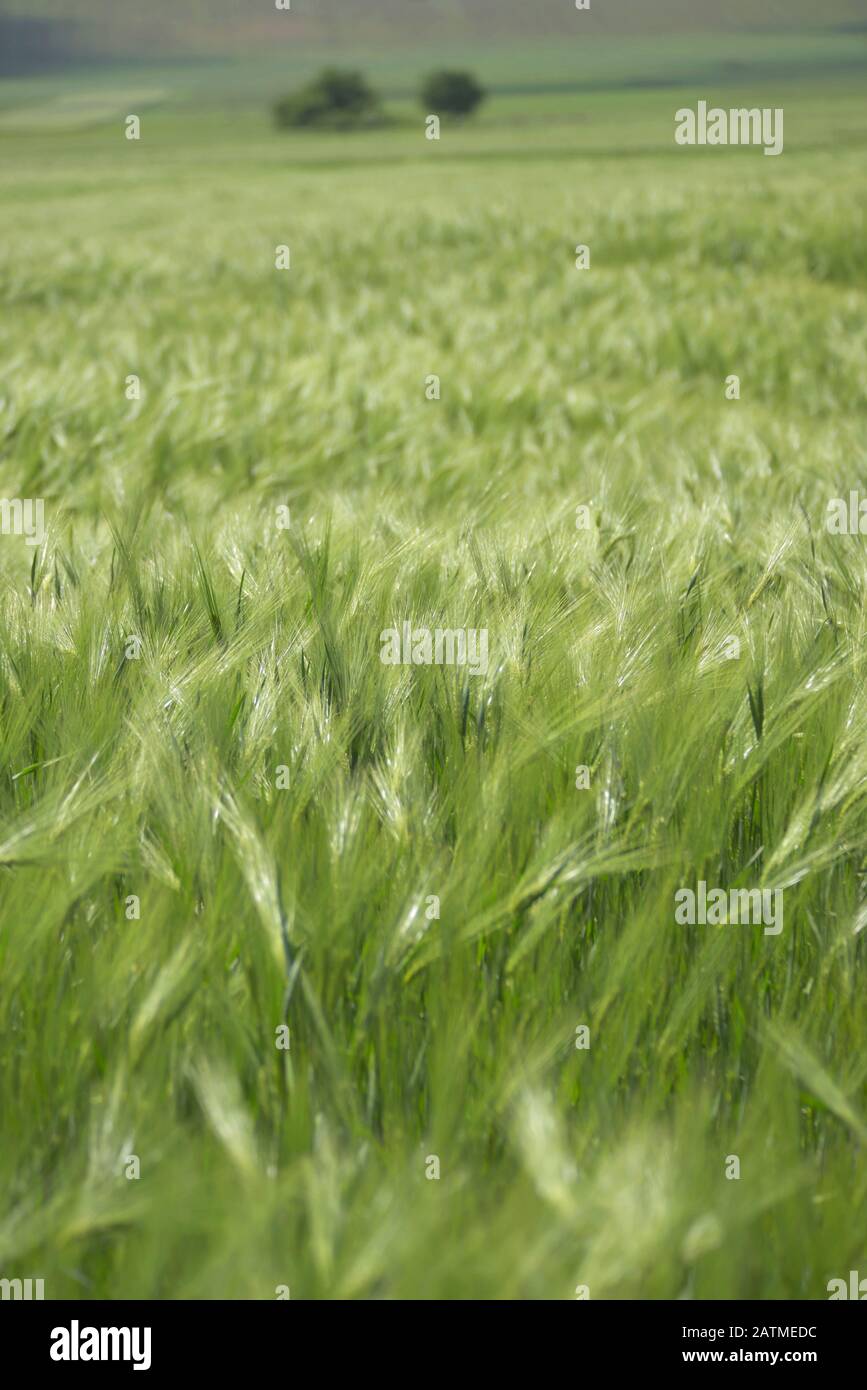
[[1, 15, 867, 1299]]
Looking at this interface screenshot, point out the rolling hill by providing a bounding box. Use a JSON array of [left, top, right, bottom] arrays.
[[1, 0, 866, 70]]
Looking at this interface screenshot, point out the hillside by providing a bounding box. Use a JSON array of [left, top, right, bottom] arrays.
[[1, 0, 866, 68]]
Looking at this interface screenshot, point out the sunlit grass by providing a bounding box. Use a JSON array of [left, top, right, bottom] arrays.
[[0, 77, 866, 1299]]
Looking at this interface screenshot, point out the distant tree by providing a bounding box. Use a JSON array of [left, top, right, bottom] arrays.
[[274, 68, 383, 130], [421, 70, 485, 119]]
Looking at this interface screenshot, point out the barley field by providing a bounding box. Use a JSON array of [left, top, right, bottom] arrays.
[[1, 18, 867, 1299]]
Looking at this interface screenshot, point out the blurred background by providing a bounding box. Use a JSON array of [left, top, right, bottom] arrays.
[[2, 1, 867, 93]]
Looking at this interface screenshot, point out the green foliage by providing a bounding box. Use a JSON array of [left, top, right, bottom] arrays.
[[274, 68, 384, 130], [0, 76, 866, 1299], [421, 69, 485, 117]]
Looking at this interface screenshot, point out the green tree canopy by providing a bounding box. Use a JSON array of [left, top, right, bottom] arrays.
[[421, 70, 486, 118], [274, 68, 384, 130]]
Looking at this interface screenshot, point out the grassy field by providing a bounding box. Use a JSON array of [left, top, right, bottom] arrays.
[[3, 27, 867, 119], [1, 39, 867, 1300]]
